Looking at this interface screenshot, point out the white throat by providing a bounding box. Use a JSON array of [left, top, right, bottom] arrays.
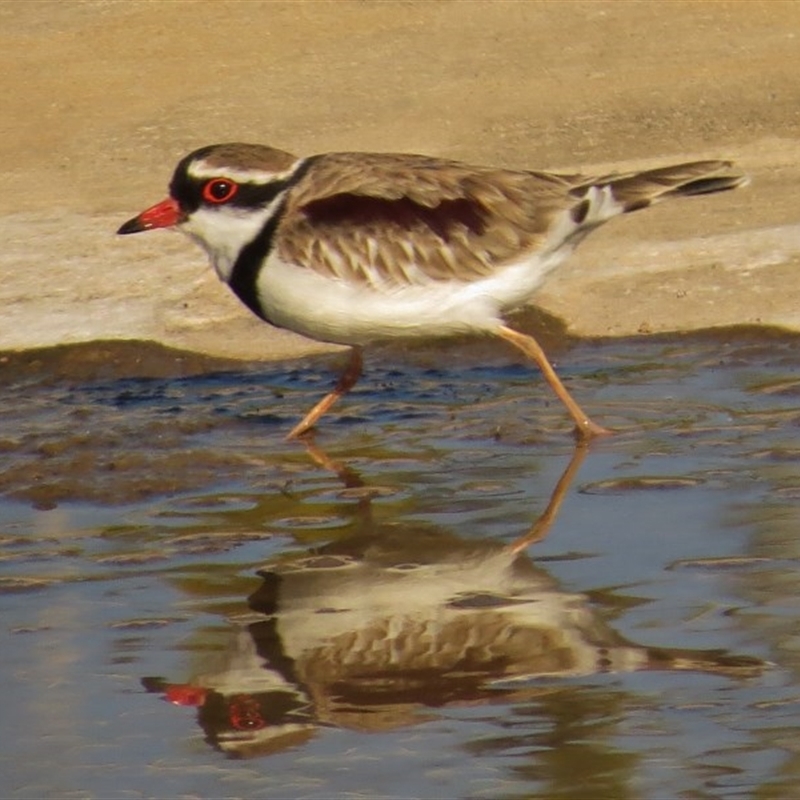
[[179, 196, 284, 283]]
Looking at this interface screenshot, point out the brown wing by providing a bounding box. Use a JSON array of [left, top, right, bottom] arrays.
[[275, 152, 578, 286]]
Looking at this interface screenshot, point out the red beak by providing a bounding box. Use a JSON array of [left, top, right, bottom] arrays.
[[117, 197, 182, 234]]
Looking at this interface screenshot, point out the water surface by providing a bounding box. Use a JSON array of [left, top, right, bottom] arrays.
[[2, 331, 800, 799]]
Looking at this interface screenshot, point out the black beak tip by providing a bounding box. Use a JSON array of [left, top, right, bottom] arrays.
[[117, 216, 145, 235]]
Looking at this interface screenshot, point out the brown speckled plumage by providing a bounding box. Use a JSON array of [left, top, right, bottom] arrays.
[[273, 152, 743, 287]]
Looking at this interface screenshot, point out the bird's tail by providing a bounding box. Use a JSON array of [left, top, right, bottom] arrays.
[[572, 160, 748, 215]]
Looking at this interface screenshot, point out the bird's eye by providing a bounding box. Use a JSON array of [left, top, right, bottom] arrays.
[[202, 178, 238, 204]]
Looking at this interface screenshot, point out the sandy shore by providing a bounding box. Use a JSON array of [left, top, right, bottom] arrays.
[[2, 0, 800, 360]]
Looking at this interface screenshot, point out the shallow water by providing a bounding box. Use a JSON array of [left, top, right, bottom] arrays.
[[3, 332, 800, 799]]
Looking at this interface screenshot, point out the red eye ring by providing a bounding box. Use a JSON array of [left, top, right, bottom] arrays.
[[202, 178, 238, 204]]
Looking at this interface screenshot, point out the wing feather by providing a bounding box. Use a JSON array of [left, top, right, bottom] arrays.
[[276, 153, 572, 286], [274, 153, 745, 287]]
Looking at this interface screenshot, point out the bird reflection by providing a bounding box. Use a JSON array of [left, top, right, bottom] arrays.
[[142, 443, 762, 758]]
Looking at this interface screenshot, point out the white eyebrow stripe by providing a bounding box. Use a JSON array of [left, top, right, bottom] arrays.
[[187, 160, 303, 184]]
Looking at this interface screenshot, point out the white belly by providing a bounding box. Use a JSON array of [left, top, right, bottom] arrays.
[[252, 252, 566, 346]]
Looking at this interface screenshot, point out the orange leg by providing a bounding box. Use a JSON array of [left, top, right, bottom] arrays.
[[495, 325, 611, 439], [286, 347, 364, 440]]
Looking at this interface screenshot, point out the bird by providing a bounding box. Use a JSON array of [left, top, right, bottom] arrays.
[[117, 143, 747, 440]]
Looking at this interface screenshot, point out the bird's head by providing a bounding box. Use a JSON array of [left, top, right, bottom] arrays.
[[117, 143, 301, 280]]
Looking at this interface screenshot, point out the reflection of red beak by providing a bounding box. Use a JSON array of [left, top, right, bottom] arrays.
[[117, 197, 182, 234], [164, 684, 209, 707]]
